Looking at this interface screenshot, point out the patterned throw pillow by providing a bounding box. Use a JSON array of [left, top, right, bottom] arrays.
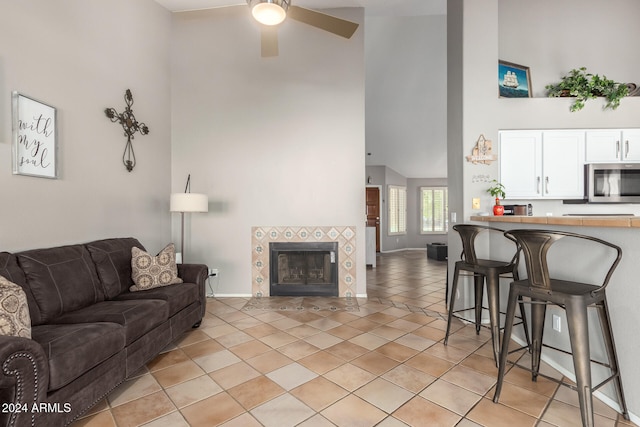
[[130, 243, 183, 292], [0, 275, 31, 338]]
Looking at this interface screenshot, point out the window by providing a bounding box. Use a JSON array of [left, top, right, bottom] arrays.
[[388, 185, 406, 235], [421, 187, 448, 234]]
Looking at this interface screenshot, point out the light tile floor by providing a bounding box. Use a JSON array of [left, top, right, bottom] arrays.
[[71, 251, 635, 427]]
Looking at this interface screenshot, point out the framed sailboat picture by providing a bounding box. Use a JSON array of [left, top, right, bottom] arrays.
[[498, 60, 532, 98]]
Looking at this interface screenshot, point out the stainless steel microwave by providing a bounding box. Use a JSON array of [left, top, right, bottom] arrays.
[[587, 163, 640, 203]]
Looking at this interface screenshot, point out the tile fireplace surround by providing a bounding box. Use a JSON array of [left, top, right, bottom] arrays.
[[252, 226, 357, 297]]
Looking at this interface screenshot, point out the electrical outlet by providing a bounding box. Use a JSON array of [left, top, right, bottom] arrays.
[[552, 314, 562, 332], [472, 198, 480, 209], [208, 268, 218, 276]]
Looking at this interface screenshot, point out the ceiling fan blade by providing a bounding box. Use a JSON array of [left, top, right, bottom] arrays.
[[288, 6, 359, 39], [261, 26, 279, 57]]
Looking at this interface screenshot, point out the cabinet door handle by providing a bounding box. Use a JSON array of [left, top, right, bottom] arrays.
[[545, 176, 549, 194], [617, 141, 621, 159], [537, 176, 541, 194], [626, 140, 629, 158]]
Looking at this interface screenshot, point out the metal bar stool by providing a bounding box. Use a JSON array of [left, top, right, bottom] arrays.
[[493, 229, 629, 427], [444, 224, 530, 366]]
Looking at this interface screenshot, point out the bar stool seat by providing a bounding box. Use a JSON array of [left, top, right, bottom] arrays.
[[444, 224, 530, 366], [493, 229, 629, 427]]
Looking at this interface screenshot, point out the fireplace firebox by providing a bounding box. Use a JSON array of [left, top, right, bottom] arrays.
[[269, 242, 339, 297]]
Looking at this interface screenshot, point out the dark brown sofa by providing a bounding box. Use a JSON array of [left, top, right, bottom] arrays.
[[0, 238, 208, 427]]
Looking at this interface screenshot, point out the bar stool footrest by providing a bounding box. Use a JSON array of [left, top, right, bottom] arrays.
[[507, 359, 623, 398], [447, 306, 527, 331]]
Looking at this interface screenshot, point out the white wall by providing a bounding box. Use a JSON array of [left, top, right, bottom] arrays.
[[170, 7, 366, 296], [365, 14, 447, 179], [499, 0, 640, 99], [0, 0, 172, 253], [362, 14, 448, 254], [449, 0, 640, 419]]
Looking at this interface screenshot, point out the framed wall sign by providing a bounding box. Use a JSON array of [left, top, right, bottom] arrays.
[[12, 92, 58, 178]]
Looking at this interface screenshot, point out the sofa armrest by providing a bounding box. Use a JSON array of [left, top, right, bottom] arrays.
[[0, 336, 49, 427], [177, 263, 208, 285], [177, 263, 208, 319]]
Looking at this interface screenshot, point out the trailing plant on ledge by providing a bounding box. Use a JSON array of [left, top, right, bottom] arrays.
[[545, 67, 629, 112]]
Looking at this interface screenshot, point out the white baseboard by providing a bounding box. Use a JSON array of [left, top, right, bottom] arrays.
[[209, 293, 252, 298], [380, 247, 428, 253], [380, 247, 451, 253]]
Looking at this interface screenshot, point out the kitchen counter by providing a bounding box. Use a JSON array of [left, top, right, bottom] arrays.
[[470, 215, 640, 228]]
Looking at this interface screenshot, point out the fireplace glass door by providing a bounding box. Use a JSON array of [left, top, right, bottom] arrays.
[[269, 242, 339, 296]]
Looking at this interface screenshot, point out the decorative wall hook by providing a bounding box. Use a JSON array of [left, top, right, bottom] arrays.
[[105, 89, 149, 172]]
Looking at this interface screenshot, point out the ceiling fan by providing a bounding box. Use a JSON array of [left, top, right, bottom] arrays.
[[246, 0, 359, 57]]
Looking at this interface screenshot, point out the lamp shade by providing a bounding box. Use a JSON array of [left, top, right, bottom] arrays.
[[170, 193, 209, 213], [249, 0, 289, 26]]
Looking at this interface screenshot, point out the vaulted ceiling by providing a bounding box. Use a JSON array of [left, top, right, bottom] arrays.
[[155, 0, 448, 178]]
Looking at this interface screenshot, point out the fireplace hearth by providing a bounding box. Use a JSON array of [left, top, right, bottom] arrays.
[[269, 242, 338, 297]]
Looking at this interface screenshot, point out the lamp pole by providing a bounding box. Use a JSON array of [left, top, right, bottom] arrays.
[[180, 211, 186, 264]]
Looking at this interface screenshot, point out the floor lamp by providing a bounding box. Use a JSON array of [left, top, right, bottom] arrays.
[[170, 175, 208, 264]]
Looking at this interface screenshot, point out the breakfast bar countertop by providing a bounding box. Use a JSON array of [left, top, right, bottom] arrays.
[[469, 215, 640, 228]]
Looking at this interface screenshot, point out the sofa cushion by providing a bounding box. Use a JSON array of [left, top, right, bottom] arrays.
[[115, 282, 200, 317], [86, 238, 146, 299], [54, 299, 169, 345], [0, 252, 42, 325], [31, 322, 125, 392], [0, 275, 31, 338], [130, 244, 182, 292], [17, 245, 104, 324]]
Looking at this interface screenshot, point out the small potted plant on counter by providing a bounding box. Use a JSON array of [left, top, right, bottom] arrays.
[[487, 180, 506, 216]]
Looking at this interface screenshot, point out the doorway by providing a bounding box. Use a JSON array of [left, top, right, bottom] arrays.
[[366, 187, 381, 252]]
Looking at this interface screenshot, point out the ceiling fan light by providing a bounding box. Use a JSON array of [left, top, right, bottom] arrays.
[[249, 0, 289, 26]]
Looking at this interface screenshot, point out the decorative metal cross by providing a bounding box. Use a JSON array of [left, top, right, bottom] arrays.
[[105, 89, 149, 172]]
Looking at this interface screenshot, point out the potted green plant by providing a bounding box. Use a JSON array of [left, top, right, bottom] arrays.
[[487, 180, 506, 216], [545, 67, 630, 112]]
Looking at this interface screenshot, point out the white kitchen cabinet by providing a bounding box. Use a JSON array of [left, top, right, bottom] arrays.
[[585, 129, 640, 162], [499, 130, 585, 199], [543, 131, 586, 198], [499, 131, 542, 198]]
